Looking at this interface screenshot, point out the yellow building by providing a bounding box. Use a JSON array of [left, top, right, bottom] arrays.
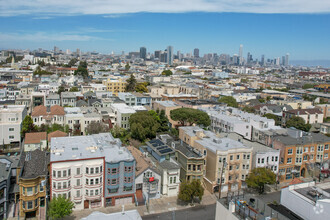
[[102, 78, 127, 96], [179, 126, 252, 194], [18, 150, 49, 219]]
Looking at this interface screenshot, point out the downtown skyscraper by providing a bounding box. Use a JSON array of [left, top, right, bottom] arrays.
[[194, 48, 199, 58], [140, 47, 147, 60], [167, 46, 173, 65], [239, 44, 243, 65]]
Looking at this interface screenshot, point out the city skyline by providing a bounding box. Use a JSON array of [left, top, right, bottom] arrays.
[[0, 2, 330, 61]]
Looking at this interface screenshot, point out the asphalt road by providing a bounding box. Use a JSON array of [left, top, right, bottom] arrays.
[[142, 204, 216, 220]]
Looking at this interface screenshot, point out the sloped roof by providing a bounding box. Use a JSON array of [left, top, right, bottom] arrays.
[[31, 105, 65, 116], [25, 132, 47, 144], [48, 130, 67, 142]]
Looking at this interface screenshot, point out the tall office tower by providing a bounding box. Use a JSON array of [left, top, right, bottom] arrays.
[[140, 47, 147, 60], [54, 46, 59, 54], [76, 48, 81, 57], [247, 52, 252, 64], [233, 54, 239, 65], [239, 44, 243, 65], [194, 48, 200, 58], [282, 56, 285, 66], [160, 51, 167, 63], [177, 50, 182, 61], [275, 57, 280, 66], [154, 50, 161, 59], [261, 55, 265, 66], [285, 53, 290, 66], [167, 46, 173, 65]]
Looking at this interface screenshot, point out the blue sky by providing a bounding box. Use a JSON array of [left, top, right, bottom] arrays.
[[0, 0, 330, 60]]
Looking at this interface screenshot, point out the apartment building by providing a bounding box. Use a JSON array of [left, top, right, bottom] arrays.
[[15, 94, 32, 114], [31, 105, 65, 126], [23, 132, 47, 151], [282, 108, 323, 125], [272, 99, 313, 110], [110, 103, 136, 129], [50, 133, 136, 210], [102, 78, 126, 96], [158, 160, 180, 197], [118, 93, 136, 106], [18, 150, 49, 219], [61, 92, 76, 107], [0, 105, 27, 145], [45, 93, 60, 107], [179, 126, 252, 193], [315, 104, 330, 119], [271, 128, 330, 183]]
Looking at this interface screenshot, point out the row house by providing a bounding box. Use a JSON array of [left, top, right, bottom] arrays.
[[282, 108, 323, 125], [18, 150, 49, 219], [271, 128, 330, 183], [50, 133, 136, 210], [179, 126, 253, 193], [61, 92, 77, 107], [31, 105, 65, 126], [45, 93, 60, 107]]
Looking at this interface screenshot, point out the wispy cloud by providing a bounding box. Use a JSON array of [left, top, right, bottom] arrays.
[[0, 32, 111, 42], [0, 0, 329, 17], [32, 16, 53, 20]]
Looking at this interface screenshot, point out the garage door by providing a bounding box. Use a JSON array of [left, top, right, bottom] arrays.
[[168, 187, 177, 197], [115, 197, 132, 205]]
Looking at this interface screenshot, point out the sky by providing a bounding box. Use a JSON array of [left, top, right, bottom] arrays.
[[0, 0, 330, 61]]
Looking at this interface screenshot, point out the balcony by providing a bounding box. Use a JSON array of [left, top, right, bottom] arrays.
[[52, 176, 71, 181], [74, 196, 82, 201], [53, 186, 71, 192], [85, 194, 101, 200], [85, 172, 102, 178], [85, 183, 102, 189]]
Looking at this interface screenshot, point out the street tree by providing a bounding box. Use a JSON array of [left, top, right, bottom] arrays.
[[48, 195, 74, 219], [178, 180, 204, 203], [74, 66, 88, 78], [264, 113, 281, 126], [57, 85, 65, 94], [86, 121, 109, 135], [69, 86, 79, 92], [246, 167, 276, 194], [219, 96, 238, 108], [125, 62, 130, 71], [170, 108, 210, 127], [286, 116, 311, 132]]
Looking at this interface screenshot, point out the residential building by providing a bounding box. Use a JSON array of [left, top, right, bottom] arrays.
[[144, 138, 175, 162], [0, 160, 12, 219], [282, 108, 323, 125], [81, 209, 142, 220], [172, 141, 205, 182], [110, 104, 136, 129], [118, 93, 136, 106], [48, 130, 67, 144], [31, 92, 45, 110], [0, 105, 27, 145], [315, 104, 330, 119], [272, 100, 313, 110], [132, 92, 152, 107], [179, 126, 252, 193], [152, 100, 181, 128], [61, 92, 76, 107], [31, 105, 65, 126], [45, 93, 60, 107], [23, 132, 47, 152], [50, 133, 136, 210], [158, 160, 180, 196], [127, 146, 161, 203], [320, 123, 330, 135], [102, 78, 126, 96], [15, 94, 32, 114], [271, 128, 330, 182], [18, 150, 49, 219]]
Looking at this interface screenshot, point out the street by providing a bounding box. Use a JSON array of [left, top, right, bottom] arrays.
[[142, 204, 216, 220]]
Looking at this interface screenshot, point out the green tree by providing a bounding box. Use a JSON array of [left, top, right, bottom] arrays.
[[79, 61, 88, 68], [57, 86, 65, 94], [258, 98, 265, 103], [266, 96, 271, 101], [74, 66, 88, 78], [303, 83, 316, 90], [246, 167, 276, 194], [126, 74, 137, 92], [286, 116, 311, 132], [242, 106, 256, 113], [129, 111, 160, 141], [178, 180, 204, 203], [161, 70, 173, 76], [170, 108, 210, 127], [86, 121, 109, 135], [48, 195, 74, 219], [218, 96, 238, 108], [125, 62, 130, 71], [69, 86, 79, 92], [68, 58, 78, 67], [158, 110, 169, 132], [264, 113, 281, 126], [21, 115, 37, 137], [135, 82, 148, 93]]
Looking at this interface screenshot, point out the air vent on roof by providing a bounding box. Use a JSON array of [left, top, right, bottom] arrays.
[[213, 138, 222, 144]]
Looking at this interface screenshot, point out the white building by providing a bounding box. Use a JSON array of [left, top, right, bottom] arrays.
[[158, 160, 180, 197], [110, 104, 136, 129], [280, 181, 330, 220], [0, 105, 27, 145]]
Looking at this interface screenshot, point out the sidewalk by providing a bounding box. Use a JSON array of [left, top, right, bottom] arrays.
[[68, 191, 217, 219]]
